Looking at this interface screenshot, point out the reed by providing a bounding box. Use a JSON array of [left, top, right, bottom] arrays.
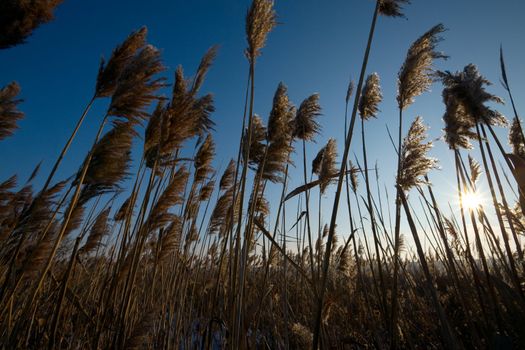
[[2, 1, 525, 349]]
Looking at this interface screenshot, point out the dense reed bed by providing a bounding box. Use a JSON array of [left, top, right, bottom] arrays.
[[1, 0, 525, 348]]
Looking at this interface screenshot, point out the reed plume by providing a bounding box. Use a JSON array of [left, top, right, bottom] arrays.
[[95, 27, 148, 97], [245, 0, 277, 62], [397, 116, 437, 191], [378, 0, 411, 17], [157, 218, 182, 263], [509, 117, 525, 158], [397, 24, 447, 110], [438, 64, 507, 127], [0, 0, 62, 49], [359, 73, 382, 120], [243, 115, 267, 169], [199, 180, 215, 202], [349, 161, 359, 193], [219, 159, 236, 191], [442, 95, 477, 150], [194, 134, 215, 183], [293, 94, 322, 141], [144, 100, 165, 168], [209, 187, 235, 235], [78, 122, 136, 190], [346, 79, 355, 105], [312, 146, 325, 176], [162, 48, 217, 154], [316, 139, 338, 194], [114, 196, 133, 222], [468, 155, 481, 184], [263, 83, 295, 183], [80, 207, 111, 255], [145, 167, 188, 232], [191, 45, 218, 95], [107, 44, 166, 124], [0, 82, 24, 141]]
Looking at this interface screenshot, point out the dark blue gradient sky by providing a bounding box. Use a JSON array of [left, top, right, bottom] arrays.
[[1, 0, 524, 240]]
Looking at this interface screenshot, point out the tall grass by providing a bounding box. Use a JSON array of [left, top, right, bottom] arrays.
[[1, 0, 525, 349]]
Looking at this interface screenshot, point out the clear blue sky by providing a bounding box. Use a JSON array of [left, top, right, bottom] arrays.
[[1, 0, 525, 244]]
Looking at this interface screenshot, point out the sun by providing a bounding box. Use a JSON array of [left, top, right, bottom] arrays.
[[461, 190, 484, 210]]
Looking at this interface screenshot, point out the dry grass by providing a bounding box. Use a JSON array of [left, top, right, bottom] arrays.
[[1, 1, 525, 349]]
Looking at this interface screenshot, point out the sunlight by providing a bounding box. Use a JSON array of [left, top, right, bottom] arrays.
[[461, 190, 484, 210]]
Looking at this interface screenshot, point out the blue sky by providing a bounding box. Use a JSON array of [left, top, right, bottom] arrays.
[[1, 0, 525, 247]]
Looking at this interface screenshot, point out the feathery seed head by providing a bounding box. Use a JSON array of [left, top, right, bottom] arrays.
[[379, 0, 411, 18], [319, 138, 338, 194], [96, 27, 147, 97], [442, 94, 477, 150], [0, 0, 62, 49], [194, 134, 215, 183], [219, 159, 236, 191], [349, 161, 359, 193], [397, 24, 447, 110], [359, 73, 382, 120], [346, 79, 355, 104], [243, 115, 267, 169], [468, 155, 481, 184], [438, 64, 507, 127], [246, 0, 277, 62], [108, 44, 166, 124], [397, 116, 438, 191], [293, 93, 322, 141], [0, 82, 24, 141], [509, 117, 525, 158]]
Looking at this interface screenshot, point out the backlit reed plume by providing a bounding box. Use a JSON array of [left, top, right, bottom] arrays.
[[0, 0, 62, 49], [349, 161, 359, 193], [359, 73, 382, 120], [468, 155, 481, 184], [0, 82, 24, 141], [378, 0, 411, 17], [397, 116, 437, 191], [438, 64, 507, 127], [96, 27, 147, 97], [263, 83, 295, 183], [509, 117, 525, 158], [442, 95, 477, 150], [293, 93, 322, 141], [397, 24, 447, 110], [80, 207, 111, 255], [245, 0, 277, 62]]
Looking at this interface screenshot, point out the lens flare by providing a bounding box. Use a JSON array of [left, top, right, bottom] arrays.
[[461, 190, 483, 210]]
